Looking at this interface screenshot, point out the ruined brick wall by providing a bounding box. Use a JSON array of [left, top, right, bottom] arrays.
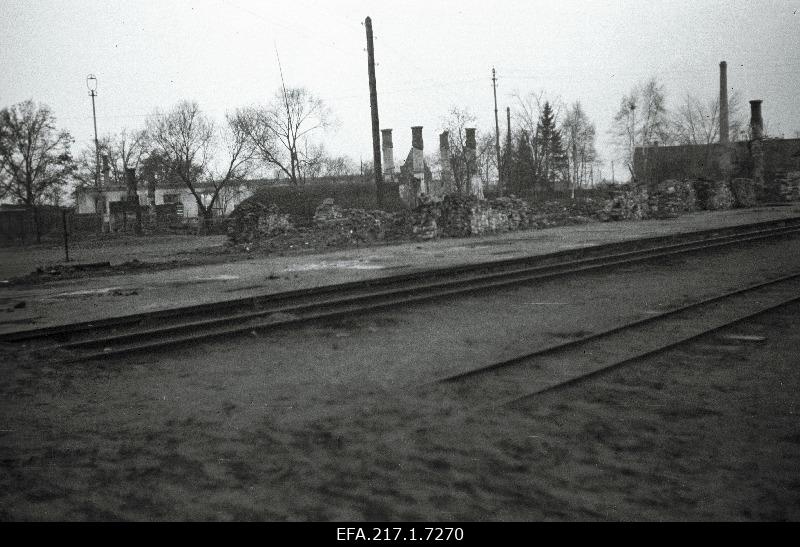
[[634, 139, 800, 189]]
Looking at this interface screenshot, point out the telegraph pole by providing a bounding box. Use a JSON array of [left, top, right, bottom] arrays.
[[492, 68, 501, 194], [365, 17, 384, 208], [86, 75, 101, 227], [506, 106, 511, 184]]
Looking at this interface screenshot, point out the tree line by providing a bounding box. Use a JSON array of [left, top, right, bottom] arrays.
[[0, 86, 339, 239], [1, 74, 753, 241]]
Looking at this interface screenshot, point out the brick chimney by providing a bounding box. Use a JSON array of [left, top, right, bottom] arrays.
[[125, 167, 138, 202], [439, 131, 453, 192], [101, 154, 110, 187], [465, 127, 477, 176], [381, 129, 394, 183], [411, 126, 426, 194], [749, 100, 763, 140], [719, 61, 729, 144], [465, 128, 481, 197]]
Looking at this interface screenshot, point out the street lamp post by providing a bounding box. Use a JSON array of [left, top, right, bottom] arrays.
[[86, 74, 101, 225]]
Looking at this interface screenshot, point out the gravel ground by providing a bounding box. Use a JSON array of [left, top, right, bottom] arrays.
[[1, 239, 799, 521], [0, 234, 235, 280]]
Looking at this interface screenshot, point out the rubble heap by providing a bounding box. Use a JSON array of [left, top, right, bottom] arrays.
[[729, 178, 759, 208], [691, 178, 734, 210], [312, 198, 400, 245], [775, 171, 800, 202], [529, 198, 602, 226], [227, 199, 294, 244], [647, 179, 697, 219], [598, 185, 650, 221]]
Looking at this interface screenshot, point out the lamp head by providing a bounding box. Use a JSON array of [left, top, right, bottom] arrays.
[[86, 74, 98, 93]]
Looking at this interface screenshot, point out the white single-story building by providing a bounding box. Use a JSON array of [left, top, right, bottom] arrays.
[[75, 182, 254, 222]]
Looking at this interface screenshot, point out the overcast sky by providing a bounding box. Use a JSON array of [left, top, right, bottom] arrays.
[[1, 0, 799, 180]]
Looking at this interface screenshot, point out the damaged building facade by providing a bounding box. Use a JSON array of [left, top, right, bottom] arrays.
[[381, 125, 487, 206]]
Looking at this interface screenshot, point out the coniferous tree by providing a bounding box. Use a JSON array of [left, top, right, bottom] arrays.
[[510, 130, 535, 194], [549, 129, 569, 190], [535, 102, 556, 188]]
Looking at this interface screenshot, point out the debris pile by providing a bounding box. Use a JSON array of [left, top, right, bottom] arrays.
[[775, 171, 800, 202], [489, 196, 533, 230], [227, 199, 294, 244], [407, 198, 441, 240], [313, 199, 400, 245], [598, 185, 650, 221], [528, 198, 601, 225], [691, 178, 734, 210], [729, 178, 759, 208], [312, 198, 344, 223], [410, 194, 542, 238], [647, 179, 697, 219]]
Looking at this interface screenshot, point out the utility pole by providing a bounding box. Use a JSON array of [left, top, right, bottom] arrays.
[[86, 75, 101, 228], [492, 68, 501, 195], [365, 17, 384, 208], [505, 106, 511, 190], [630, 102, 636, 183]]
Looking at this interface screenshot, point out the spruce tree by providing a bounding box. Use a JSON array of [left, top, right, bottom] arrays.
[[535, 102, 556, 190]]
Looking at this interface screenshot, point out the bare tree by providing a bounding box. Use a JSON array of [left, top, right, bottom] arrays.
[[322, 154, 357, 179], [239, 87, 331, 185], [476, 131, 498, 189], [73, 129, 148, 210], [0, 100, 74, 242], [440, 107, 477, 194], [146, 101, 254, 232], [561, 101, 597, 195], [611, 77, 672, 179], [671, 90, 746, 146]]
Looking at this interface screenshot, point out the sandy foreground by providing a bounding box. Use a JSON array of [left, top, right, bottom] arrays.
[[1, 253, 799, 521]]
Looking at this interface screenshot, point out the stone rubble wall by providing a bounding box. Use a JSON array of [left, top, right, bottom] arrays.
[[599, 185, 650, 221], [227, 199, 294, 244], [691, 178, 735, 210], [775, 171, 800, 202], [729, 178, 759, 208], [647, 179, 698, 219], [228, 175, 785, 252]]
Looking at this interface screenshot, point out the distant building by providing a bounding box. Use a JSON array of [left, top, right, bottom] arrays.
[[74, 180, 254, 222]]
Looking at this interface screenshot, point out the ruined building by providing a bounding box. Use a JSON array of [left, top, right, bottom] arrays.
[[633, 61, 800, 199], [381, 125, 486, 206]]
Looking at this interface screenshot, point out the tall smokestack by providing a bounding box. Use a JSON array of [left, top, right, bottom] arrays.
[[381, 129, 394, 183], [719, 61, 729, 144]]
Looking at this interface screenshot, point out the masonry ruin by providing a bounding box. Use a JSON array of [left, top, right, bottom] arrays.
[[633, 61, 800, 201], [384, 124, 489, 207]]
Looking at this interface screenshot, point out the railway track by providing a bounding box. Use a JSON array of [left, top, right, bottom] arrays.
[[433, 271, 800, 408], [3, 216, 800, 363]]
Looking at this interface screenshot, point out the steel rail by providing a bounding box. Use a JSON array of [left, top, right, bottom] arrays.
[[431, 271, 800, 408], [5, 220, 800, 362], [4, 216, 800, 346]]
